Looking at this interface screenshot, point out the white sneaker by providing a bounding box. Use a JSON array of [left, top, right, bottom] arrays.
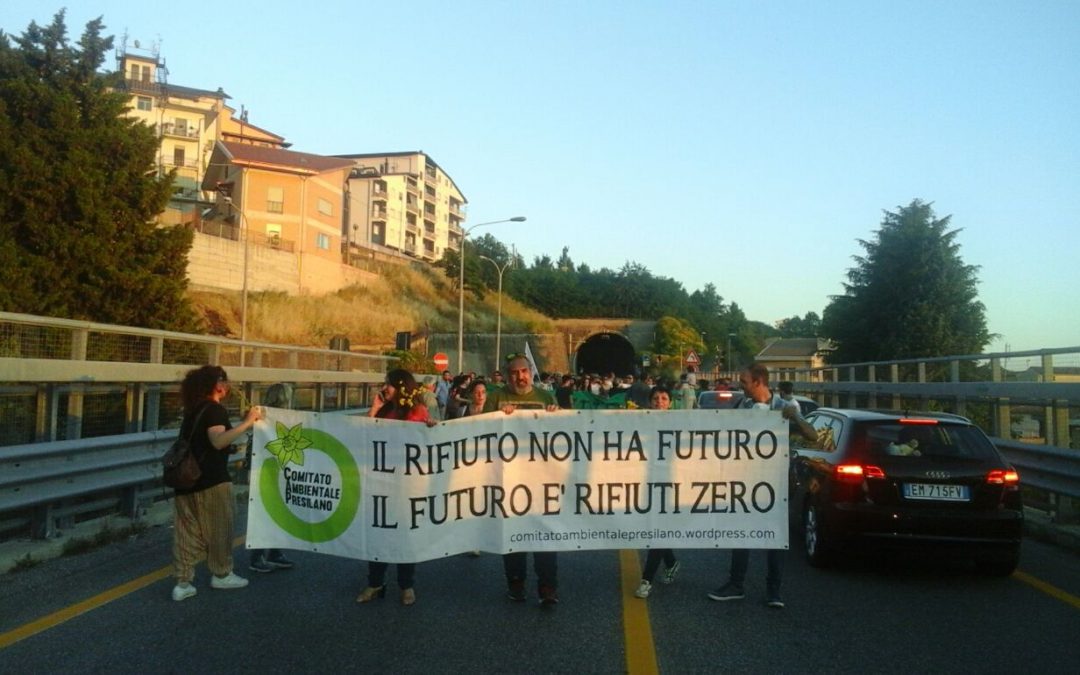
[[210, 572, 249, 590], [634, 580, 652, 599], [172, 582, 197, 601]]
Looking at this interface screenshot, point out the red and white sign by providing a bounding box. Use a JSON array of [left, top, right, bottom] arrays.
[[433, 352, 450, 370], [684, 349, 701, 366]]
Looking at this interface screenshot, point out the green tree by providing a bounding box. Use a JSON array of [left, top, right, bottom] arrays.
[[652, 316, 705, 368], [0, 11, 197, 330], [776, 311, 821, 337], [821, 199, 990, 363]]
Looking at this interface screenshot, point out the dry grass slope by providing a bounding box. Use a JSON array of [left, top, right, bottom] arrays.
[[188, 262, 554, 351]]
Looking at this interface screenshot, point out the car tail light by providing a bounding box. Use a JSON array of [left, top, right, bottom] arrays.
[[898, 418, 939, 425], [987, 468, 1020, 488], [835, 464, 886, 483]]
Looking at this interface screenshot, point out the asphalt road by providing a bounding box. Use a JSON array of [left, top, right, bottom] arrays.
[[1, 506, 1078, 674]]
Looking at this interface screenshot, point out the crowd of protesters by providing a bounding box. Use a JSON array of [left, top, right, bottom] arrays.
[[170, 359, 807, 612]]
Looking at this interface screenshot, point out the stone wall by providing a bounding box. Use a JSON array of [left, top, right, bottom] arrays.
[[187, 232, 378, 296]]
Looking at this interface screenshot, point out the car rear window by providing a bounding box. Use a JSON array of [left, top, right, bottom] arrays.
[[859, 422, 1000, 461]]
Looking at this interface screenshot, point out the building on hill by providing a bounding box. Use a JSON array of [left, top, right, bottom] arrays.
[[754, 337, 835, 381], [114, 41, 287, 227], [337, 152, 467, 264], [201, 141, 355, 292]]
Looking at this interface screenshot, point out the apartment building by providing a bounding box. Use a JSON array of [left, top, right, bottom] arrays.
[[202, 142, 353, 288], [115, 45, 286, 226], [338, 152, 467, 263]]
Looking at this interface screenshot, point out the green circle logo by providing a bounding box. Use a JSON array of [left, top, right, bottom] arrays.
[[259, 428, 360, 542]]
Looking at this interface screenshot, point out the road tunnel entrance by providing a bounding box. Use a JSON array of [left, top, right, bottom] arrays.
[[575, 332, 637, 376]]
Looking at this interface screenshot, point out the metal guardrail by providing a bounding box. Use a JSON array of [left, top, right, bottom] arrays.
[[0, 408, 370, 541], [0, 431, 172, 540], [995, 438, 1080, 500]]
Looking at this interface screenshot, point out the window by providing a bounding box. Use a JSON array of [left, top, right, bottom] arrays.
[[266, 224, 282, 247], [173, 146, 185, 167], [317, 198, 332, 216], [794, 414, 842, 452], [136, 96, 152, 111], [316, 233, 331, 250], [267, 187, 284, 213]]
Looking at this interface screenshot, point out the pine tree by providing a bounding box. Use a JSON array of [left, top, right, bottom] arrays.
[[821, 200, 990, 363], [0, 11, 198, 330]]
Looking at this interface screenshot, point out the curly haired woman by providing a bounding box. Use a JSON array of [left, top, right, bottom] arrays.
[[171, 365, 263, 601]]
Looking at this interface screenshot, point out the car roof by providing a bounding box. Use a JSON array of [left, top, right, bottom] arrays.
[[810, 408, 973, 425]]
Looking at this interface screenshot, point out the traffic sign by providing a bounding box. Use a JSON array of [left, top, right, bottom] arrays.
[[684, 349, 701, 365], [433, 352, 449, 370]]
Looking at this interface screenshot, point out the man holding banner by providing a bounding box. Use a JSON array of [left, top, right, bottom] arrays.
[[709, 363, 805, 609], [484, 352, 561, 605]]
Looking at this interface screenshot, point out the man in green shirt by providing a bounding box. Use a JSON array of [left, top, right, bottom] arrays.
[[484, 354, 558, 414], [482, 353, 559, 605]]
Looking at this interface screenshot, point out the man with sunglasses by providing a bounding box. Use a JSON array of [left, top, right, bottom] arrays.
[[483, 353, 560, 604]]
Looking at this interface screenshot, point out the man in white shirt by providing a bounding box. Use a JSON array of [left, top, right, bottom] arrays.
[[707, 362, 810, 610]]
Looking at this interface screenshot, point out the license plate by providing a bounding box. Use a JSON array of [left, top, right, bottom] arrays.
[[903, 483, 970, 501]]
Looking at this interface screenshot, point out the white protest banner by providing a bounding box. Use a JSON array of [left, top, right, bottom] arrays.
[[247, 408, 788, 562]]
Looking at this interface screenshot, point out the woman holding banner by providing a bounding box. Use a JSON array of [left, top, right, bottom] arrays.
[[358, 368, 429, 606], [634, 385, 681, 599], [464, 379, 488, 417]]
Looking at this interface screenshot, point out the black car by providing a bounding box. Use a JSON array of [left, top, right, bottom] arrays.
[[789, 408, 1022, 575], [697, 389, 744, 409]]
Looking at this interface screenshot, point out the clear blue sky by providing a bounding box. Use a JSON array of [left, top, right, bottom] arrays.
[[5, 1, 1078, 355]]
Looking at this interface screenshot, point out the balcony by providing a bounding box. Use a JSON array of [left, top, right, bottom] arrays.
[[256, 231, 295, 253], [405, 180, 420, 197], [371, 208, 388, 220], [449, 201, 464, 218], [160, 122, 199, 140], [405, 201, 419, 215], [163, 157, 200, 169], [124, 78, 163, 96], [170, 186, 203, 201]]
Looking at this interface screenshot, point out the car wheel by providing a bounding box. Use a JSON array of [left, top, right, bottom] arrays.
[[803, 502, 832, 567], [975, 546, 1020, 576]]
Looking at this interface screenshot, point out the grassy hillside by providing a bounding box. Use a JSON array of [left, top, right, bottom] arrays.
[[188, 261, 555, 352]]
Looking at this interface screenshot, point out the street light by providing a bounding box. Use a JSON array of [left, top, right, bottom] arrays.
[[726, 332, 737, 377], [457, 217, 526, 373], [221, 192, 251, 362], [479, 255, 513, 372]]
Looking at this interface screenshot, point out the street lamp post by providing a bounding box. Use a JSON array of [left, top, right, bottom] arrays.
[[479, 255, 513, 372], [727, 332, 737, 378], [222, 193, 250, 363], [457, 217, 526, 373]]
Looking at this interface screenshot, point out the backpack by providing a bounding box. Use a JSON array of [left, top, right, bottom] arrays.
[[162, 404, 210, 490]]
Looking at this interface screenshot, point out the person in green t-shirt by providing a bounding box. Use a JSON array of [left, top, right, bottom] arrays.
[[482, 353, 559, 604], [483, 354, 558, 414]]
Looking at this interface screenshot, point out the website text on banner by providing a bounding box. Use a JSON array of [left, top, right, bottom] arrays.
[[247, 408, 789, 563]]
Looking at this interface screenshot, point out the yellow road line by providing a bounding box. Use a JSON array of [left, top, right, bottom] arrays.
[[1014, 570, 1080, 610], [0, 536, 246, 651], [619, 549, 659, 675]]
